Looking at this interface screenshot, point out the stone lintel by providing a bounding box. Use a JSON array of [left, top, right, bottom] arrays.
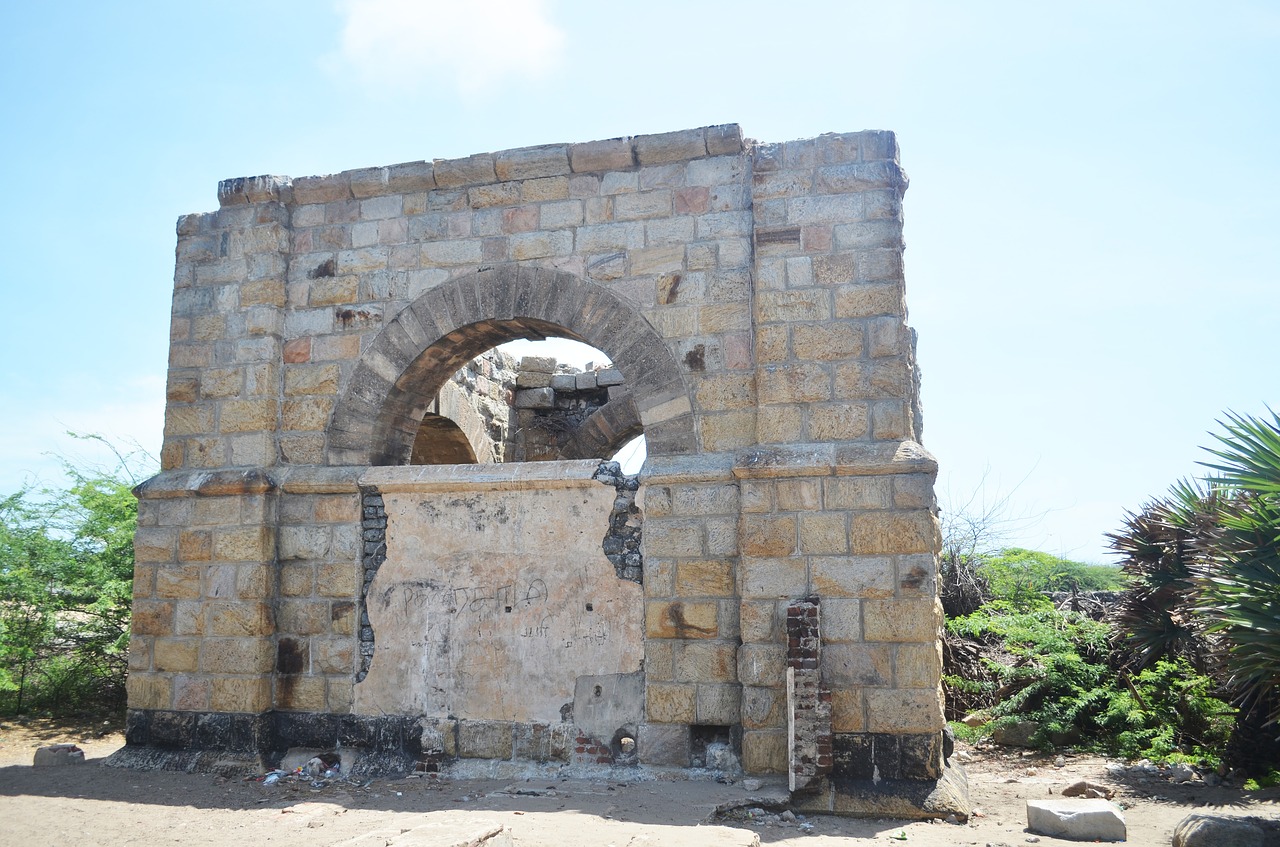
[[359, 458, 606, 493], [134, 468, 277, 500], [733, 441, 937, 480]]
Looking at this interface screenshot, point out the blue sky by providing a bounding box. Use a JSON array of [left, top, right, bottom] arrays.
[[1, 1, 1276, 562]]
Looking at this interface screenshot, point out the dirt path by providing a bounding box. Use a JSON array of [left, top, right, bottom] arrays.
[[1, 718, 1277, 846]]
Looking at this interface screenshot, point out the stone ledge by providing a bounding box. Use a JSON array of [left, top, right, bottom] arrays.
[[134, 469, 277, 500], [732, 441, 937, 480], [640, 453, 736, 485], [360, 458, 606, 492]]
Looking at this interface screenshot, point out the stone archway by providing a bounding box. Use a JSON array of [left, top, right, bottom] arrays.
[[326, 266, 692, 467]]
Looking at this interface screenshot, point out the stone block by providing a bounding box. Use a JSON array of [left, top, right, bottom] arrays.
[[154, 565, 202, 599], [676, 559, 734, 597], [739, 600, 778, 643], [741, 685, 783, 729], [811, 556, 896, 599], [737, 642, 785, 687], [636, 129, 706, 165], [830, 689, 865, 732], [569, 137, 634, 173], [821, 598, 862, 643], [637, 722, 690, 766], [646, 682, 696, 724], [850, 511, 938, 555], [896, 642, 942, 688], [645, 601, 718, 639], [208, 602, 274, 637], [219, 398, 277, 433], [134, 527, 177, 563], [277, 600, 331, 635], [126, 674, 172, 710], [276, 675, 327, 712], [798, 513, 849, 555], [865, 688, 945, 734], [201, 637, 274, 674], [213, 526, 274, 563], [738, 556, 805, 600], [643, 520, 703, 557], [131, 600, 175, 636], [151, 634, 200, 673], [675, 641, 737, 683], [173, 676, 211, 711], [696, 683, 742, 725], [821, 643, 892, 687], [211, 676, 272, 713], [739, 515, 796, 557], [742, 729, 787, 774], [863, 598, 942, 643], [824, 477, 892, 510], [1026, 799, 1126, 843], [513, 387, 553, 408]]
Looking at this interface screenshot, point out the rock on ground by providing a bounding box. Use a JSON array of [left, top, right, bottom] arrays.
[[1026, 798, 1126, 842], [1172, 813, 1265, 847]]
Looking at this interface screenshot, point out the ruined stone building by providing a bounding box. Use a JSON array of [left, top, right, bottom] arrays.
[[116, 124, 965, 816]]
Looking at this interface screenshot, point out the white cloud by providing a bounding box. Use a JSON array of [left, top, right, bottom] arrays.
[[334, 0, 566, 97]]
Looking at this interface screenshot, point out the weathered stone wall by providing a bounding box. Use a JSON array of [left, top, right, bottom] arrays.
[[124, 124, 956, 815]]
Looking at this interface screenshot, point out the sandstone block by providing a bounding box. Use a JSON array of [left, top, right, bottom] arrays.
[[177, 530, 212, 562], [742, 729, 787, 774], [737, 642, 786, 686], [696, 683, 742, 725], [792, 322, 863, 362], [636, 129, 706, 165], [741, 685, 783, 729], [153, 638, 200, 673], [865, 688, 945, 733], [131, 600, 175, 636], [154, 565, 202, 600], [219, 398, 277, 432], [646, 682, 696, 723], [134, 527, 176, 564], [643, 520, 703, 557], [739, 515, 796, 557], [674, 641, 737, 683], [739, 600, 778, 643], [126, 674, 172, 710], [821, 643, 892, 687], [738, 556, 805, 599], [896, 642, 943, 689], [208, 602, 274, 637], [569, 137, 634, 173], [211, 676, 272, 713], [201, 637, 274, 674], [174, 676, 212, 711], [810, 555, 895, 599], [645, 601, 718, 639], [824, 477, 892, 510], [277, 600, 331, 635], [676, 559, 734, 597], [276, 675, 327, 712], [798, 512, 849, 555], [850, 511, 937, 555], [863, 598, 941, 642], [213, 526, 274, 563], [830, 688, 865, 732]]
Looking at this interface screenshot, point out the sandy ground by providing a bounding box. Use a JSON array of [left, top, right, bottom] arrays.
[[1, 717, 1278, 846]]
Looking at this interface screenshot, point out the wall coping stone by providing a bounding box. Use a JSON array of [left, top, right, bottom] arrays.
[[360, 458, 605, 493], [134, 468, 277, 499], [213, 125, 745, 208], [639, 453, 736, 486], [733, 441, 937, 480]]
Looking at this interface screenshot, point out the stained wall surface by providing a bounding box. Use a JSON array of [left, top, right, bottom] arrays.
[[123, 124, 952, 811], [354, 463, 643, 722]]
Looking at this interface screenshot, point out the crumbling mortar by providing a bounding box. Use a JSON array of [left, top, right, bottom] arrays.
[[356, 487, 387, 682], [592, 460, 643, 583]]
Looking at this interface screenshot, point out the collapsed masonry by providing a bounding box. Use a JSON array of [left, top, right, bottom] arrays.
[[114, 124, 967, 817]]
